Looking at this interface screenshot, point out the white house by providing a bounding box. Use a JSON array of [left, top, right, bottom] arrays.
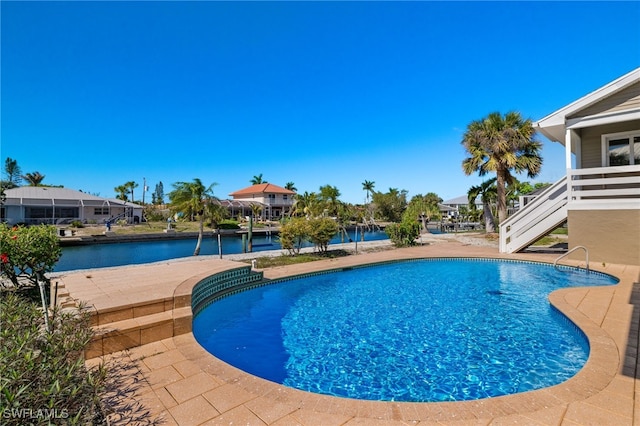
[[229, 183, 296, 221], [1, 186, 143, 225]]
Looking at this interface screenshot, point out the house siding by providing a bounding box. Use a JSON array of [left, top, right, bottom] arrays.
[[568, 82, 640, 119], [576, 120, 640, 168], [568, 209, 640, 266]]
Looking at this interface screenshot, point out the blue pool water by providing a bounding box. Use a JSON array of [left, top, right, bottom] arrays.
[[193, 259, 618, 402], [55, 230, 387, 271]]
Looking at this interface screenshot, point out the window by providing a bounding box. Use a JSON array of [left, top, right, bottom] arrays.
[[94, 207, 109, 215], [268, 194, 276, 202], [603, 131, 640, 166]]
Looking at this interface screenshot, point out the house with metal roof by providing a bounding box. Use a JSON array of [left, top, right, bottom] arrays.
[[229, 183, 295, 221], [500, 67, 639, 265], [1, 186, 143, 226]]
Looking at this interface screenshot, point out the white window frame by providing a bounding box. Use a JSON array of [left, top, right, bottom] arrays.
[[601, 130, 640, 166]]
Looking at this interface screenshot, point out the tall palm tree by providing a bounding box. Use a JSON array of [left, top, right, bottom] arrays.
[[285, 182, 297, 191], [168, 178, 218, 255], [125, 181, 138, 203], [362, 180, 375, 204], [114, 185, 129, 201], [461, 111, 542, 223], [21, 172, 45, 186], [468, 178, 497, 233], [250, 174, 265, 185]]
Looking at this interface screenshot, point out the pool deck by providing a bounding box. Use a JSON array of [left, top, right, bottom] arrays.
[[58, 237, 640, 425]]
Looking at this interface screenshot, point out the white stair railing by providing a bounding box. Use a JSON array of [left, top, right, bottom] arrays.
[[499, 177, 568, 253]]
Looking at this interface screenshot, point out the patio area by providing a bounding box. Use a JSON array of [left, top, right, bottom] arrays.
[[57, 238, 639, 425]]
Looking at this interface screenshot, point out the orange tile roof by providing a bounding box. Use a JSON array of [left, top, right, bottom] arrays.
[[229, 183, 296, 197]]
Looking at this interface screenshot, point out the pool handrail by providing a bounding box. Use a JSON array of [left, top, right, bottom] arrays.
[[554, 245, 589, 272]]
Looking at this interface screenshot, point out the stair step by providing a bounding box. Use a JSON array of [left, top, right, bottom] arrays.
[[83, 265, 264, 358], [86, 307, 193, 359]]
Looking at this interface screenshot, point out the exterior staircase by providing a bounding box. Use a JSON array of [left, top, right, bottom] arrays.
[[500, 177, 568, 253]]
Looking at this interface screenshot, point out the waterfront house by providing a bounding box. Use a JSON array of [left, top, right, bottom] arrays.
[[1, 186, 143, 226], [229, 183, 296, 221]]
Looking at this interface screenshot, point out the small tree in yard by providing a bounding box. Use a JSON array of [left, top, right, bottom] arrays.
[[279, 218, 309, 255], [385, 219, 420, 247], [307, 217, 339, 253], [279, 217, 340, 255]]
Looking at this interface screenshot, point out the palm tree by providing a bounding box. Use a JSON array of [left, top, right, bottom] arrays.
[[21, 172, 45, 186], [362, 180, 375, 204], [319, 185, 341, 217], [468, 178, 497, 233], [250, 174, 265, 185], [125, 181, 138, 203], [114, 185, 129, 201], [285, 182, 297, 191], [292, 191, 319, 218], [461, 111, 543, 223], [168, 178, 218, 255]]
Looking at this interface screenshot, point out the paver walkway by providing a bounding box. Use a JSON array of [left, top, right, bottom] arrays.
[[58, 237, 639, 425]]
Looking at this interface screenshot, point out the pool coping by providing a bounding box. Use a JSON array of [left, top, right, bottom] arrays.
[[79, 242, 638, 425]]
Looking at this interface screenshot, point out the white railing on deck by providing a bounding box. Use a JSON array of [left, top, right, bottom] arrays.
[[500, 164, 640, 253], [568, 164, 640, 206]]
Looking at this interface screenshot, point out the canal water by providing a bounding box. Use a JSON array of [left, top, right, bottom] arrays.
[[55, 230, 388, 272]]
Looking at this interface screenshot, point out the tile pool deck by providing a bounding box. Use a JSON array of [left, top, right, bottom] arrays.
[[59, 238, 639, 425]]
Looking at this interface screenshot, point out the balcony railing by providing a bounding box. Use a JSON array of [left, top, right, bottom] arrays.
[[567, 164, 640, 207]]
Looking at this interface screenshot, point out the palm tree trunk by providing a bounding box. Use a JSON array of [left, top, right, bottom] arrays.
[[496, 169, 508, 224], [483, 202, 496, 233], [194, 216, 204, 256]]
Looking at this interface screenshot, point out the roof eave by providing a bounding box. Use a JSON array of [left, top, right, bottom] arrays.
[[534, 67, 640, 146]]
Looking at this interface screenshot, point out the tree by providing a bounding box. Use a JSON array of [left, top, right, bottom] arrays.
[[292, 191, 320, 218], [285, 182, 297, 192], [461, 111, 543, 223], [307, 217, 339, 253], [371, 188, 408, 223], [405, 193, 442, 231], [21, 171, 45, 186], [468, 178, 497, 233], [114, 185, 129, 201], [250, 174, 266, 185], [318, 185, 341, 217], [152, 181, 165, 204], [3, 158, 22, 187], [362, 180, 375, 204], [168, 179, 218, 255], [279, 218, 309, 255], [124, 181, 138, 203]]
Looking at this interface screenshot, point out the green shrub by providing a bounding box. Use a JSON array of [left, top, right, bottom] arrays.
[[307, 217, 339, 253], [0, 293, 106, 425], [385, 220, 420, 247], [217, 220, 240, 230], [70, 220, 84, 228], [279, 218, 309, 255]]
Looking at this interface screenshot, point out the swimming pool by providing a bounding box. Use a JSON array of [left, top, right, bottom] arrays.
[[192, 258, 618, 402]]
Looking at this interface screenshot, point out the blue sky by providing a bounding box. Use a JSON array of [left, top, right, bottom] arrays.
[[2, 1, 639, 204]]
